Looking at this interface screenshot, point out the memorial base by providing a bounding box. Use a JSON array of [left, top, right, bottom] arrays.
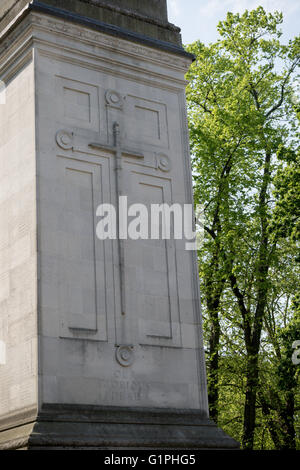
[[0, 404, 239, 450]]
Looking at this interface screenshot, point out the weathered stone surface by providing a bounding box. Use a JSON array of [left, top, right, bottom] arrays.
[[0, 0, 169, 20], [0, 404, 239, 450], [0, 0, 181, 45], [0, 51, 38, 426], [31, 8, 205, 413]]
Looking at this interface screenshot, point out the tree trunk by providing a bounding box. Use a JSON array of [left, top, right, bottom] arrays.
[[259, 391, 282, 449], [242, 351, 260, 449], [281, 391, 296, 449], [208, 303, 221, 422]]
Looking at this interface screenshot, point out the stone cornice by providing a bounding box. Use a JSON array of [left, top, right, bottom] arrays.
[[57, 0, 178, 31], [28, 1, 191, 56], [0, 1, 187, 48], [31, 11, 192, 68], [0, 1, 171, 26], [0, 2, 194, 67], [0, 9, 193, 87]]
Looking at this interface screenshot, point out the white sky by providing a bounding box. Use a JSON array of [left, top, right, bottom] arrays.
[[166, 0, 300, 45]]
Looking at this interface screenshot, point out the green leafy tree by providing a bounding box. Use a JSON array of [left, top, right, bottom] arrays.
[[271, 103, 300, 252], [259, 104, 300, 449], [186, 7, 299, 449]]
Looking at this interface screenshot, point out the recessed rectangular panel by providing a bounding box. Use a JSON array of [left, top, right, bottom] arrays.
[[63, 88, 91, 123], [58, 157, 108, 341], [125, 96, 169, 149], [55, 76, 99, 131], [130, 173, 181, 347], [134, 106, 160, 140], [64, 168, 96, 331], [138, 184, 171, 339]]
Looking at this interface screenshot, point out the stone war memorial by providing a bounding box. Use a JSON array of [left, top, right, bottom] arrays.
[[0, 0, 238, 449]]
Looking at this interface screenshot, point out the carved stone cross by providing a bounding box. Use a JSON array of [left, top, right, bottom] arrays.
[[89, 122, 144, 325]]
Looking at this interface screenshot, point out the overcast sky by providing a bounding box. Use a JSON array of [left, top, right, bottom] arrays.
[[166, 0, 300, 45]]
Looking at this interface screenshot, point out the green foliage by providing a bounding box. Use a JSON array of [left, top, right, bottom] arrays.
[[271, 105, 300, 250], [186, 6, 300, 449], [277, 295, 300, 390]]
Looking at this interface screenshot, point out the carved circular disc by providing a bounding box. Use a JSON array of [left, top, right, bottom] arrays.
[[116, 345, 134, 367], [157, 154, 171, 172], [105, 89, 123, 108], [56, 130, 74, 150]]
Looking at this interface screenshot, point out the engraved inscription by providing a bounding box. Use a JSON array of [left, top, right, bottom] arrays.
[[99, 379, 150, 403]]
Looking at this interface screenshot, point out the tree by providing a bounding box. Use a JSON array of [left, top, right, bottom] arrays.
[[271, 103, 300, 252], [186, 7, 300, 449], [259, 104, 300, 449], [259, 299, 300, 449]]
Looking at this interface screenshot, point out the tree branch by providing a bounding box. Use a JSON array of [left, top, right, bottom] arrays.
[[266, 56, 300, 118]]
